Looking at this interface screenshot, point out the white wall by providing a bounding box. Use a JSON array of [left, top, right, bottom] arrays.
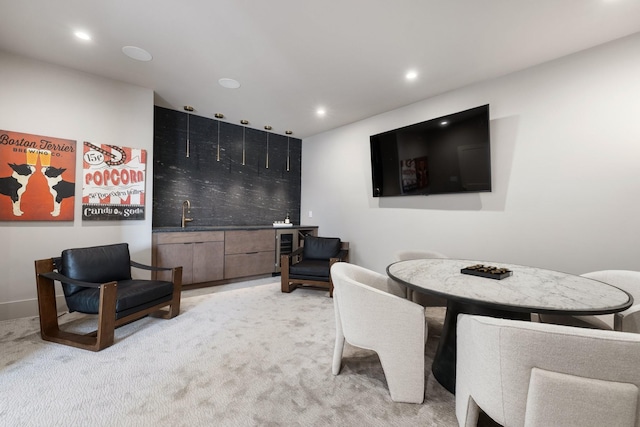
[[301, 33, 640, 276], [0, 51, 154, 320]]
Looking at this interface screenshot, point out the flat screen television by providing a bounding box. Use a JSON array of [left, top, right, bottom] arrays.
[[370, 104, 491, 197]]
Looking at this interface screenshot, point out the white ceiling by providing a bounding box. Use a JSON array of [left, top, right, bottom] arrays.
[[1, 0, 640, 138]]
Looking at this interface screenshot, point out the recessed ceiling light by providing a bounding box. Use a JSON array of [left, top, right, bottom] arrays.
[[406, 70, 418, 80], [122, 46, 153, 61], [316, 108, 326, 117], [74, 31, 91, 41], [219, 78, 241, 89]]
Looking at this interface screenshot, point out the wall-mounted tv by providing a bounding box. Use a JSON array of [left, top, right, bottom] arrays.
[[370, 104, 491, 197]]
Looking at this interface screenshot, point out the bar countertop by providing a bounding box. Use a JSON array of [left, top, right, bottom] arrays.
[[152, 225, 318, 233]]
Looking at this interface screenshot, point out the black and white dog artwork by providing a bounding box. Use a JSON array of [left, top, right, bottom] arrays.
[[0, 163, 36, 216], [42, 166, 75, 217]]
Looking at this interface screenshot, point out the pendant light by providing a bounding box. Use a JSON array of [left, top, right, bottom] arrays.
[[214, 113, 223, 161], [184, 106, 194, 158], [285, 130, 293, 172], [264, 125, 272, 169], [240, 120, 249, 165]]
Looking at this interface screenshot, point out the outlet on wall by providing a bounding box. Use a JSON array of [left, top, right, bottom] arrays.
[[308, 210, 313, 218]]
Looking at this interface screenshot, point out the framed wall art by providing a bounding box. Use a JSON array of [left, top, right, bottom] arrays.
[[82, 142, 146, 220], [0, 130, 76, 221]]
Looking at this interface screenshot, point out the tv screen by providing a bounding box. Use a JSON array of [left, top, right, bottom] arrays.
[[370, 104, 491, 197]]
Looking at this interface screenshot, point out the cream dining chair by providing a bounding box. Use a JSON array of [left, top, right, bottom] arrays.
[[456, 314, 640, 427], [394, 250, 448, 307], [330, 262, 427, 403], [539, 270, 640, 333]]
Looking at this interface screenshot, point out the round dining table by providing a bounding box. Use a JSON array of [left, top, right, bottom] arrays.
[[387, 258, 633, 394]]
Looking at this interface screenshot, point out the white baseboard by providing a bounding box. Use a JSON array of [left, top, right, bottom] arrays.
[[0, 296, 68, 321]]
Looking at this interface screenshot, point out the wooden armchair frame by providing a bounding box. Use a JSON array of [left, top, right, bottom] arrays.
[[281, 241, 349, 297], [35, 257, 182, 351]]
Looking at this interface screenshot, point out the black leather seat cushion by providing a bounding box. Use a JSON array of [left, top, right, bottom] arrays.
[[302, 236, 341, 260], [289, 259, 331, 281], [65, 279, 174, 319]]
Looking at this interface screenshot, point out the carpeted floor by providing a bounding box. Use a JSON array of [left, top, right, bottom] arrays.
[[0, 279, 484, 426]]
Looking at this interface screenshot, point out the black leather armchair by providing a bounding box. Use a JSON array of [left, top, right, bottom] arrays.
[[281, 235, 349, 297], [34, 243, 182, 351]]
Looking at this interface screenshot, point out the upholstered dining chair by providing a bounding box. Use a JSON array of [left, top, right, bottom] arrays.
[[394, 250, 448, 307], [456, 314, 640, 427], [539, 270, 640, 333], [330, 262, 427, 403]]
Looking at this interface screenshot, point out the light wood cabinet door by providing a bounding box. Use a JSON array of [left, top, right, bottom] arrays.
[[193, 241, 224, 283], [153, 231, 224, 285], [225, 230, 275, 254], [155, 242, 194, 284], [224, 251, 275, 279], [224, 229, 275, 279]]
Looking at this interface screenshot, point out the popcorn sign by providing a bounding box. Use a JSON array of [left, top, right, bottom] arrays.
[[82, 142, 146, 220]]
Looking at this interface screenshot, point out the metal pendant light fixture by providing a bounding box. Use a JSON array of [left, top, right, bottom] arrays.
[[184, 106, 194, 158], [264, 125, 272, 169], [240, 120, 249, 165], [214, 113, 223, 161], [285, 130, 293, 172]]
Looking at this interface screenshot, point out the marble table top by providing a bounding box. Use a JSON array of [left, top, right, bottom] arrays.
[[387, 259, 632, 315]]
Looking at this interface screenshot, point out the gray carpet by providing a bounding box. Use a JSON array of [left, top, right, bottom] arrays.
[[1, 280, 462, 426]]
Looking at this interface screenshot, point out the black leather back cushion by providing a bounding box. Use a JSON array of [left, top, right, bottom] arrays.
[[303, 236, 341, 260], [60, 243, 132, 296]]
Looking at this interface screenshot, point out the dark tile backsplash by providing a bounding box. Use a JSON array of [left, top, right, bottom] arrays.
[[153, 106, 301, 228]]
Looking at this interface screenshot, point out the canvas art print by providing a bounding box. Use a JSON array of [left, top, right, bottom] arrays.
[[0, 130, 76, 221], [82, 142, 146, 220]]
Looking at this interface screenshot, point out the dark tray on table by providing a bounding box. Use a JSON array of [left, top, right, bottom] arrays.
[[461, 264, 513, 280]]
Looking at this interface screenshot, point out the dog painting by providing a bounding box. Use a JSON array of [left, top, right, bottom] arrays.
[[42, 166, 75, 217], [0, 163, 36, 216], [0, 130, 77, 221]]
